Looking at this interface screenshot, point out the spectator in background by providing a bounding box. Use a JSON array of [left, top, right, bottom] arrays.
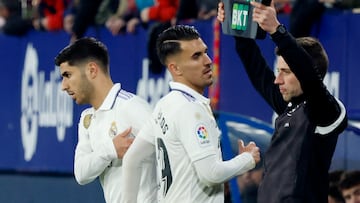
[[123, 3, 144, 33], [63, 0, 78, 35], [273, 0, 293, 14], [237, 163, 263, 203], [289, 0, 360, 37], [0, 0, 32, 36], [329, 170, 345, 203], [108, 0, 157, 34], [175, 0, 198, 22], [338, 170, 360, 203], [102, 0, 153, 35], [104, 0, 140, 35], [32, 0, 69, 32], [319, 0, 360, 10], [64, 0, 103, 43], [95, 0, 120, 27], [289, 0, 326, 37], [140, 0, 179, 74], [139, 0, 179, 24], [197, 0, 218, 20], [176, 0, 219, 23]]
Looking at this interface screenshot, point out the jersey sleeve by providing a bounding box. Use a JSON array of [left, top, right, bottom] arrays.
[[193, 152, 255, 186], [74, 110, 117, 185], [119, 96, 157, 202], [176, 102, 219, 163], [120, 136, 156, 203]]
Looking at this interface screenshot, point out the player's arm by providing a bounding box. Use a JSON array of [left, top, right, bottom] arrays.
[[177, 103, 260, 186], [217, 2, 287, 114], [193, 141, 259, 186], [120, 97, 157, 202], [252, 1, 348, 129], [121, 135, 155, 203], [74, 112, 118, 185]]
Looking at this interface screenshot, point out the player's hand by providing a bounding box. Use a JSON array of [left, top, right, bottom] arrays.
[[217, 2, 225, 23], [238, 140, 261, 164], [112, 128, 134, 159], [250, 0, 280, 34]]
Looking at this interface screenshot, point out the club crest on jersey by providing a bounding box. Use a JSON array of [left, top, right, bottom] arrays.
[[83, 114, 92, 129], [196, 124, 211, 147], [108, 121, 117, 138]]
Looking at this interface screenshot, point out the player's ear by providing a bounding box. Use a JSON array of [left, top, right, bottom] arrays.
[[87, 61, 99, 79], [168, 62, 182, 76]]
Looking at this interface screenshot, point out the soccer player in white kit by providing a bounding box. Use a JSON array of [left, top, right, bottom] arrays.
[[121, 25, 261, 203], [55, 37, 157, 203]]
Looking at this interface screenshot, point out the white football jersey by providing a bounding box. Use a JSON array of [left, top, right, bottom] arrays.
[[75, 83, 157, 203], [139, 82, 224, 203]]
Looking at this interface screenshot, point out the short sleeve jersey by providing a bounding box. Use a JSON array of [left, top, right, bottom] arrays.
[[139, 82, 224, 203], [76, 83, 156, 203]]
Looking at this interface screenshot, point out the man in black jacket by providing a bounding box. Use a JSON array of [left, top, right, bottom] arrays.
[[218, 1, 348, 202]]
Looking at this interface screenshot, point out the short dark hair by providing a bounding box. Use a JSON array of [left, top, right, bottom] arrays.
[[338, 170, 360, 191], [328, 170, 345, 202], [275, 37, 329, 80], [156, 25, 201, 66], [55, 37, 110, 74]]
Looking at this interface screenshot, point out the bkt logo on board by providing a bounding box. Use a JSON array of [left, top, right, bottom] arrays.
[[231, 2, 249, 31]]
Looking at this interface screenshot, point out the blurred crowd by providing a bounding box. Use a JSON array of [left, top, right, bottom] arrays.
[[0, 0, 219, 39], [0, 0, 359, 74], [1, 0, 359, 38], [0, 0, 220, 73]]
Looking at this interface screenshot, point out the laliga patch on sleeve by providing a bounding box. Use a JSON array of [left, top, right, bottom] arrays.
[[195, 124, 211, 147]]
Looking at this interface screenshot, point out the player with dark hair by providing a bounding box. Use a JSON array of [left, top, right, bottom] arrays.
[[338, 170, 360, 203], [55, 37, 157, 203], [121, 25, 260, 202]]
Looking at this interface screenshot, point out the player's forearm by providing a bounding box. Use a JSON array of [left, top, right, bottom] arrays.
[[74, 139, 117, 185], [120, 151, 142, 203], [74, 157, 108, 185], [194, 153, 255, 186], [121, 137, 155, 202]]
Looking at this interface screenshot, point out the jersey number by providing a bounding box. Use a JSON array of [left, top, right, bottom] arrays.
[[157, 138, 173, 197]]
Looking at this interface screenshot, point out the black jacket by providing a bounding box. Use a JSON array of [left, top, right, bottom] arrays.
[[234, 31, 348, 202]]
